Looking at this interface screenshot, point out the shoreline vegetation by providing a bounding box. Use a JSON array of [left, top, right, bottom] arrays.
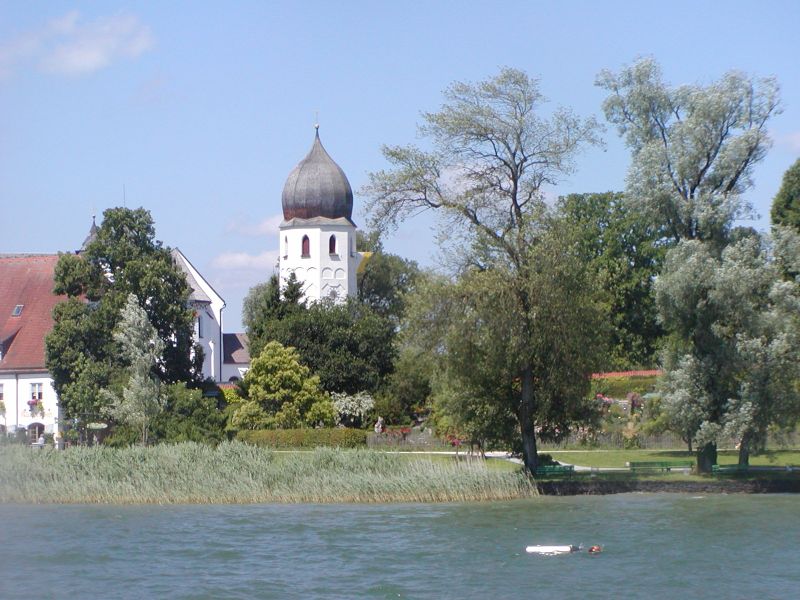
[[2, 443, 798, 505], [0, 442, 537, 504]]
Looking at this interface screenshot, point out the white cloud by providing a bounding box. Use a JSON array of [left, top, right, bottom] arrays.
[[0, 11, 153, 78], [225, 214, 283, 237], [210, 250, 280, 271]]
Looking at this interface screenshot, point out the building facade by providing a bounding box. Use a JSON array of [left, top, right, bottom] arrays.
[[0, 255, 64, 440]]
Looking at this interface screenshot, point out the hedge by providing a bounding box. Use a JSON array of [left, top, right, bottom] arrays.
[[237, 428, 369, 449]]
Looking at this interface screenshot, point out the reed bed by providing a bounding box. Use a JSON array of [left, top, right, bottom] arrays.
[[0, 442, 537, 504]]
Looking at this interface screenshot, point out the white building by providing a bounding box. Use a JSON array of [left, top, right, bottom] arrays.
[[0, 237, 250, 439], [0, 254, 64, 440], [171, 248, 229, 382], [279, 127, 363, 301]]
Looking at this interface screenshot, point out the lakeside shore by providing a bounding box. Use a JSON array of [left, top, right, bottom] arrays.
[[3, 442, 798, 504]]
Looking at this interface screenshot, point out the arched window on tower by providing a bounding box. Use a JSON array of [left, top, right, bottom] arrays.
[[283, 236, 288, 259], [301, 235, 310, 258], [329, 235, 337, 255]]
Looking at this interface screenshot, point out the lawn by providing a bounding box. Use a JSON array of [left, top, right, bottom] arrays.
[[547, 448, 800, 469]]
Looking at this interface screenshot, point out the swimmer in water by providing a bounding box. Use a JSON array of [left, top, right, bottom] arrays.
[[588, 545, 602, 554]]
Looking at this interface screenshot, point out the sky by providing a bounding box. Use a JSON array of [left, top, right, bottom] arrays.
[[2, 1, 799, 332]]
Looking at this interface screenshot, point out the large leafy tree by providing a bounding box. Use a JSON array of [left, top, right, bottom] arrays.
[[364, 68, 603, 472], [597, 58, 780, 245], [558, 192, 669, 368], [771, 158, 800, 232], [656, 231, 800, 467], [46, 207, 200, 425], [266, 299, 396, 395], [232, 341, 335, 430], [411, 222, 606, 458], [598, 58, 783, 471], [244, 271, 396, 396]]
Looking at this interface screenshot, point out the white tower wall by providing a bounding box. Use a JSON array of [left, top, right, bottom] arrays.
[[279, 217, 362, 303]]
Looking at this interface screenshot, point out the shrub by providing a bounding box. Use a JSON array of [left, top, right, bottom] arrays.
[[237, 428, 369, 448]]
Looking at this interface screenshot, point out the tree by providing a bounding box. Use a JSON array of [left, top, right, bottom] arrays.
[[153, 383, 228, 444], [242, 272, 304, 360], [771, 158, 800, 231], [232, 341, 335, 430], [357, 231, 421, 327], [266, 299, 396, 395], [103, 293, 166, 445], [46, 208, 200, 426], [558, 192, 669, 368], [598, 58, 783, 471], [374, 346, 434, 425], [597, 58, 780, 245], [363, 68, 603, 472], [655, 231, 800, 468]]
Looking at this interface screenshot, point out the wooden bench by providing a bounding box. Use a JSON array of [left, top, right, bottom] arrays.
[[628, 461, 693, 472], [534, 464, 575, 476]]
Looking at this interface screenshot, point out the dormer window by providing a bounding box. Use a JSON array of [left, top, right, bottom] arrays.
[[329, 235, 337, 255], [11, 305, 23, 317], [301, 235, 310, 258]]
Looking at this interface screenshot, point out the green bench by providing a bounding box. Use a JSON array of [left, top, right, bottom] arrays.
[[534, 464, 575, 476], [711, 464, 749, 474], [628, 461, 693, 472]]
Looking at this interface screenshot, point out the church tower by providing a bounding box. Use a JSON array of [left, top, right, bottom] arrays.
[[279, 126, 363, 302]]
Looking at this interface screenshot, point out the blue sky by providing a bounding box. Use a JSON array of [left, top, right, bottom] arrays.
[[2, 1, 799, 332]]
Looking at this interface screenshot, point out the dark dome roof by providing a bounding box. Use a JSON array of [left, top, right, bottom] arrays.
[[282, 129, 353, 220]]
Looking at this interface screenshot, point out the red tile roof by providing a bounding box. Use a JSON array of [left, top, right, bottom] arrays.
[[0, 254, 65, 373]]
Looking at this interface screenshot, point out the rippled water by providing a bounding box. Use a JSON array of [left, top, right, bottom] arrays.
[[1, 494, 797, 599]]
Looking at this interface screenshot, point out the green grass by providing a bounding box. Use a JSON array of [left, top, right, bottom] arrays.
[[548, 449, 800, 469], [0, 442, 538, 504]]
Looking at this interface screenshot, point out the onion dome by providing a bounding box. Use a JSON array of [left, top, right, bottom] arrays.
[[282, 127, 353, 220]]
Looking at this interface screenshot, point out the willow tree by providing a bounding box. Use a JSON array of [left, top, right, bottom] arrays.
[[598, 58, 782, 471], [364, 68, 603, 472], [597, 58, 780, 246]]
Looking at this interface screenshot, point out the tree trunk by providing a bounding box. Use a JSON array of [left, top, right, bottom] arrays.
[[696, 441, 717, 473], [519, 366, 538, 474], [737, 433, 750, 467]]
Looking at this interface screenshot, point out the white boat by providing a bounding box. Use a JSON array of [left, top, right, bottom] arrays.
[[525, 545, 579, 555]]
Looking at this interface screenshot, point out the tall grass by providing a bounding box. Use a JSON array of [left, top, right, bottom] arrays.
[[0, 442, 537, 504]]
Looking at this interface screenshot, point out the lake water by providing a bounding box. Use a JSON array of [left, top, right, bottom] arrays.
[[0, 494, 797, 599]]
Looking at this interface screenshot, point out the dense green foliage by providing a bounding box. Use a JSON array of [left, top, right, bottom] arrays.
[[559, 192, 669, 368], [0, 443, 537, 503], [357, 231, 422, 327], [242, 273, 304, 360], [771, 158, 800, 231], [232, 341, 335, 430], [237, 428, 369, 448], [46, 207, 200, 427], [244, 275, 396, 395], [655, 233, 800, 466], [154, 383, 228, 444], [374, 347, 433, 425], [265, 300, 396, 395]]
